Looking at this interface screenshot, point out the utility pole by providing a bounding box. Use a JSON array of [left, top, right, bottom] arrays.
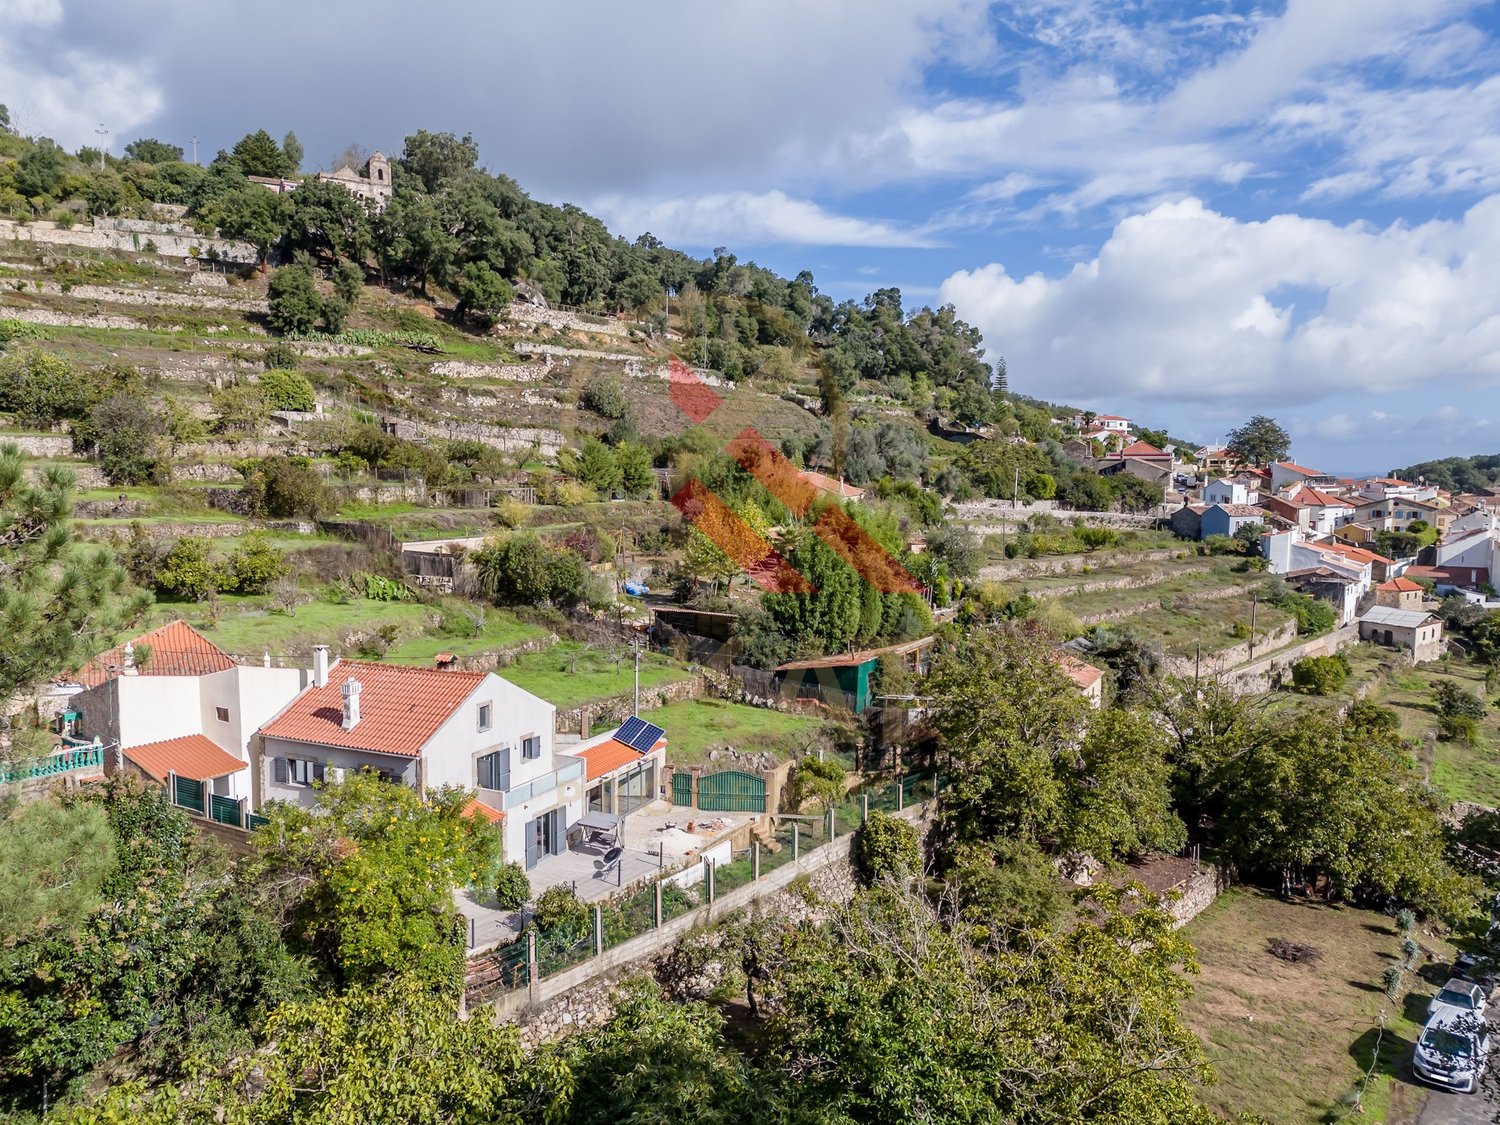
[[632, 636, 642, 716], [191, 135, 198, 165], [94, 124, 108, 170], [1248, 593, 1259, 660]]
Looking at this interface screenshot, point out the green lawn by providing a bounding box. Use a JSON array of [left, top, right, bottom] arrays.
[[1181, 887, 1452, 1124], [1106, 596, 1294, 659], [385, 612, 549, 665], [156, 596, 434, 658], [500, 642, 690, 709], [640, 698, 828, 767]]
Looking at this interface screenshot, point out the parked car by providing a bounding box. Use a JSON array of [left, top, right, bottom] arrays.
[[1454, 951, 1499, 996], [1413, 1016, 1491, 1094], [1429, 978, 1488, 1023]]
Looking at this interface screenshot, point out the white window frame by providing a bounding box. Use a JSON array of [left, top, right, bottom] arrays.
[[477, 702, 493, 733], [288, 757, 316, 786]]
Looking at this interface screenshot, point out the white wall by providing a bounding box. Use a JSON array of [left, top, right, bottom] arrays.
[[115, 676, 209, 749]]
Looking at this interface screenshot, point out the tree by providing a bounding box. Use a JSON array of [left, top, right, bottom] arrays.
[[615, 442, 655, 498], [1075, 526, 1117, 551], [122, 138, 183, 163], [790, 754, 846, 812], [0, 799, 116, 946], [852, 809, 922, 884], [1225, 415, 1291, 467], [582, 374, 629, 420], [281, 130, 304, 173], [15, 143, 64, 199], [267, 264, 323, 335], [332, 258, 364, 306], [87, 392, 169, 485], [1434, 677, 1487, 742], [242, 455, 330, 519], [245, 771, 504, 991], [286, 177, 370, 266], [211, 382, 270, 435], [0, 349, 96, 428], [219, 532, 290, 594], [400, 129, 480, 193], [0, 445, 148, 700], [193, 181, 289, 269], [259, 368, 315, 411], [152, 536, 219, 599], [230, 129, 293, 178], [454, 264, 513, 329], [1291, 653, 1349, 695], [1058, 707, 1185, 864]]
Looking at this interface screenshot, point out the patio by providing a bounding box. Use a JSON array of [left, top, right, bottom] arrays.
[[459, 800, 755, 954]]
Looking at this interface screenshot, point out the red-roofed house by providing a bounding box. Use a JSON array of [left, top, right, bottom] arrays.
[[1376, 577, 1426, 612], [800, 470, 865, 502], [1055, 653, 1104, 708], [1262, 531, 1387, 622], [1070, 411, 1132, 433], [70, 622, 307, 811], [567, 719, 668, 817], [1118, 439, 1172, 463], [257, 651, 581, 869], [1270, 461, 1335, 492]]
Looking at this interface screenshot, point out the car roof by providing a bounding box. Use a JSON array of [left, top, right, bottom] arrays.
[[1440, 978, 1481, 994]]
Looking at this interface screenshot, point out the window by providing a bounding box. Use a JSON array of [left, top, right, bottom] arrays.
[[522, 735, 541, 761], [477, 748, 510, 791], [288, 757, 320, 786], [477, 702, 492, 732], [215, 706, 230, 722]]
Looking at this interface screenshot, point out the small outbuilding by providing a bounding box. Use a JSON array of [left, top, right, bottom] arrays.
[[1358, 606, 1444, 664]]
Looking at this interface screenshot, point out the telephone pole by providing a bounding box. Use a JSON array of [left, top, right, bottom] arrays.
[[94, 124, 108, 170], [191, 135, 198, 165]]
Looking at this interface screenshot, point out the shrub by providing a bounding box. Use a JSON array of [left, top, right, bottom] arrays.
[[261, 340, 299, 370], [153, 537, 218, 600], [532, 885, 587, 932], [492, 862, 530, 910], [493, 497, 529, 529], [581, 374, 629, 420], [852, 809, 922, 885], [242, 454, 330, 518], [554, 479, 598, 507], [219, 532, 290, 594], [1074, 526, 1117, 551], [331, 259, 364, 306], [1290, 653, 1350, 695], [266, 264, 322, 335], [790, 755, 846, 812], [259, 368, 315, 412]]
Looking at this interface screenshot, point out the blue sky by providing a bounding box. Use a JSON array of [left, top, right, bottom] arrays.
[[7, 0, 1500, 472]]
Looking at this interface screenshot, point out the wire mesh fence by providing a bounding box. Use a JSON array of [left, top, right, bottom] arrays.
[[601, 885, 657, 950], [714, 852, 756, 895]]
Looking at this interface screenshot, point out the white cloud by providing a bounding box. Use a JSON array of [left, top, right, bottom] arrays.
[[588, 190, 937, 249], [939, 195, 1500, 409]]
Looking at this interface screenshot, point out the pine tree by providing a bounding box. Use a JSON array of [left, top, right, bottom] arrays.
[[0, 443, 149, 699]]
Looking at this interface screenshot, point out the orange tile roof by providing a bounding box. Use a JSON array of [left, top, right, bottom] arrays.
[[1298, 487, 1353, 507], [1311, 541, 1392, 567], [259, 661, 488, 758], [461, 797, 505, 824], [1274, 461, 1325, 476], [1119, 439, 1168, 458], [1056, 653, 1104, 691], [1379, 577, 1424, 592], [76, 620, 236, 686], [578, 739, 647, 781], [126, 734, 245, 781], [800, 470, 865, 499]]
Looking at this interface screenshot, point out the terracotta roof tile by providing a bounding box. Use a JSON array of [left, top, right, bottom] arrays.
[[75, 620, 236, 686], [1274, 461, 1325, 476], [1379, 577, 1424, 592], [578, 739, 648, 781], [1119, 439, 1169, 458], [1056, 653, 1104, 691], [259, 661, 488, 758], [800, 470, 865, 499], [461, 797, 505, 824], [126, 734, 245, 781]]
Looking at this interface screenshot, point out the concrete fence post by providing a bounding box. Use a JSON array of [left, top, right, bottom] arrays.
[[897, 778, 905, 812], [792, 822, 799, 861], [828, 807, 836, 841], [861, 793, 869, 823], [706, 859, 715, 903], [592, 903, 603, 957], [653, 879, 663, 928], [752, 841, 760, 881], [526, 930, 540, 1005]]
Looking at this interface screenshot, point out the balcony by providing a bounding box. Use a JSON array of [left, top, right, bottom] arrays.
[[0, 741, 104, 784], [503, 758, 584, 809]]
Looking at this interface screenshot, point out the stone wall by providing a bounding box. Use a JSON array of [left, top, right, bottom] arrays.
[[1, 217, 260, 264], [0, 305, 146, 331], [1075, 581, 1261, 627], [956, 498, 1167, 528], [72, 498, 150, 519], [432, 359, 552, 382], [6, 434, 72, 456], [1217, 624, 1360, 694], [28, 463, 106, 488], [978, 548, 1184, 582], [553, 675, 707, 736], [1159, 619, 1302, 681], [22, 280, 265, 313], [387, 416, 562, 456], [1166, 867, 1222, 928], [505, 302, 635, 338]]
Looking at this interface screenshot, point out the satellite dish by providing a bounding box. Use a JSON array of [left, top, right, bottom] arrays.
[[603, 845, 624, 865]]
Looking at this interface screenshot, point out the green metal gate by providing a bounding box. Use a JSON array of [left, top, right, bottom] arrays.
[[671, 771, 692, 807], [210, 794, 242, 827], [173, 776, 205, 815], [696, 769, 766, 813]]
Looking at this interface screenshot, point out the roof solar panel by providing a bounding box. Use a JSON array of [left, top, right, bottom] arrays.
[[616, 716, 665, 752]]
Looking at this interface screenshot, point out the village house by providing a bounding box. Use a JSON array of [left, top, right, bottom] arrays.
[[1200, 503, 1265, 540], [1351, 494, 1450, 535], [1195, 445, 1237, 474], [1404, 564, 1490, 595], [1203, 478, 1259, 506], [800, 469, 865, 502], [1269, 461, 1337, 492], [1056, 653, 1104, 708], [1262, 532, 1391, 623], [1375, 576, 1426, 611], [1070, 412, 1132, 433], [1358, 605, 1445, 663], [563, 717, 668, 820], [1358, 477, 1430, 503], [69, 621, 307, 810], [1169, 502, 1208, 540], [257, 649, 583, 869]]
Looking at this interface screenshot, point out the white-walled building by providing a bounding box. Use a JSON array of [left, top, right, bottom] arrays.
[[1203, 478, 1259, 506], [1261, 531, 1385, 624], [71, 620, 307, 806], [256, 651, 582, 869]]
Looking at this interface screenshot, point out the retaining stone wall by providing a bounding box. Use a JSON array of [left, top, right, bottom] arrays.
[[505, 303, 634, 337], [978, 548, 1184, 582], [1167, 868, 1223, 927], [1217, 624, 1360, 695], [6, 434, 72, 456], [552, 675, 707, 735], [23, 280, 265, 313], [1159, 619, 1302, 681], [432, 359, 553, 383], [0, 217, 260, 264], [1075, 581, 1261, 626], [0, 305, 146, 331]]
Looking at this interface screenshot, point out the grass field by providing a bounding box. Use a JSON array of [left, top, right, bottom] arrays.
[[1343, 647, 1500, 807], [500, 641, 691, 709], [1107, 595, 1295, 658], [639, 698, 828, 767], [1052, 565, 1252, 620], [385, 613, 549, 665], [155, 596, 434, 657], [1181, 888, 1453, 1124]]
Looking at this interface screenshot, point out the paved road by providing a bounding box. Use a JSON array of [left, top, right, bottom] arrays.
[[1416, 1080, 1493, 1124]]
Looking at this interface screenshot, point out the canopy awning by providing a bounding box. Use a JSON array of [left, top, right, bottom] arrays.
[[578, 811, 624, 832]]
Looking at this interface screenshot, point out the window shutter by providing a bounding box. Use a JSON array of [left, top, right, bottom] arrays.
[[273, 756, 288, 784]]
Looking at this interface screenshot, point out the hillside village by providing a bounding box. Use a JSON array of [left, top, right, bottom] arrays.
[[9, 123, 1500, 1125]]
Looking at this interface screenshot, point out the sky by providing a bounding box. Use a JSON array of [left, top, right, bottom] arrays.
[[6, 0, 1500, 473]]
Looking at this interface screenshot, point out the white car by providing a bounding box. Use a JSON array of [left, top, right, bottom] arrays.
[[1429, 978, 1488, 1024], [1414, 1016, 1491, 1094]]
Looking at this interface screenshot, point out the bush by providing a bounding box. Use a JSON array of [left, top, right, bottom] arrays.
[[492, 862, 530, 910], [153, 537, 218, 599], [493, 497, 529, 529], [261, 340, 300, 370], [259, 368, 315, 412], [331, 259, 364, 306], [218, 532, 290, 594], [242, 454, 330, 518], [852, 809, 922, 885], [266, 264, 322, 335], [554, 479, 598, 507], [532, 885, 587, 932], [1290, 653, 1350, 695], [582, 374, 629, 420], [790, 755, 846, 812]]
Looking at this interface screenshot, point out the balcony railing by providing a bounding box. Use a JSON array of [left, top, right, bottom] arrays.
[[0, 742, 104, 784], [503, 758, 585, 809]]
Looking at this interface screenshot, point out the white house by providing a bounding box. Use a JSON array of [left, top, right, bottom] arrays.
[[256, 649, 582, 869], [1358, 477, 1425, 503], [1070, 412, 1132, 433], [71, 620, 307, 808], [1270, 461, 1334, 492], [1203, 478, 1259, 506], [1262, 531, 1381, 623]]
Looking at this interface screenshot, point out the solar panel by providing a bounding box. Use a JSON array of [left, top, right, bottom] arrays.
[[616, 716, 665, 753]]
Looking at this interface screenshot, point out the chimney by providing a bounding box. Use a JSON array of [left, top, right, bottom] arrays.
[[312, 645, 329, 688], [122, 642, 138, 676], [341, 678, 362, 731]]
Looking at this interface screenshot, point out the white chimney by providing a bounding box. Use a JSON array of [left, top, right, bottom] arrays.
[[312, 645, 329, 688], [341, 678, 362, 730], [122, 642, 138, 676]]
